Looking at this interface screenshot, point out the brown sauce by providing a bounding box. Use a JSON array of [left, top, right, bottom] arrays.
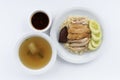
[[19, 36, 52, 69], [31, 12, 49, 30]]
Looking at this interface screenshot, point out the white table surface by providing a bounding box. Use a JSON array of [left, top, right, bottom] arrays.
[[0, 0, 120, 80]]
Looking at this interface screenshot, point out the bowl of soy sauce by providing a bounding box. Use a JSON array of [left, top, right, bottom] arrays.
[[30, 10, 52, 32]]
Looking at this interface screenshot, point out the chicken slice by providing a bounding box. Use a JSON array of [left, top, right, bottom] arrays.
[[69, 39, 89, 47], [69, 47, 87, 52], [67, 33, 90, 40], [68, 37, 89, 43], [68, 24, 90, 34]]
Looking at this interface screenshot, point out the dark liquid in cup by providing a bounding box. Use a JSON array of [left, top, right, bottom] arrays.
[[31, 12, 49, 30]]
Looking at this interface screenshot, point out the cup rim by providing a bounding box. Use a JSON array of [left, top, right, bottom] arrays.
[[29, 10, 52, 33], [16, 32, 57, 75]]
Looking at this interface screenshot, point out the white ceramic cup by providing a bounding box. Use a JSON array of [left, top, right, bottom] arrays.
[[16, 32, 57, 75], [29, 10, 52, 32]]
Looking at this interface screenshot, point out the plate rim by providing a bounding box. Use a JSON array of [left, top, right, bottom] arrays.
[[50, 7, 103, 64]]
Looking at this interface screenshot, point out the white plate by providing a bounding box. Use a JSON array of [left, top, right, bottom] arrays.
[[50, 7, 103, 64]]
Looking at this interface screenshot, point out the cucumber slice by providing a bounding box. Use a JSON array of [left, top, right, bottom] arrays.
[[89, 20, 101, 34], [91, 32, 102, 41], [91, 39, 101, 48], [88, 41, 96, 50]]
